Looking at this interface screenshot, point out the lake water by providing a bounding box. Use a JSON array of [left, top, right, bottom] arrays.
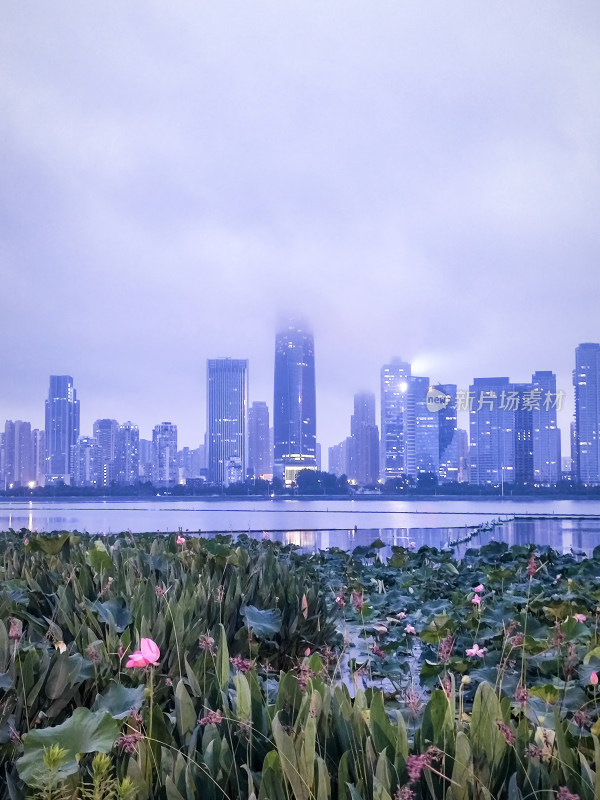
[[1, 497, 600, 557]]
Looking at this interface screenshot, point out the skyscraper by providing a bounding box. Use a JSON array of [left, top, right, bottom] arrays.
[[349, 393, 379, 485], [45, 375, 80, 484], [248, 401, 271, 479], [207, 358, 248, 485], [152, 422, 178, 485], [115, 421, 140, 485], [469, 374, 561, 487], [574, 344, 600, 485], [436, 384, 459, 482], [531, 371, 561, 485], [32, 429, 45, 487], [469, 377, 516, 486], [2, 420, 34, 489], [380, 359, 411, 478], [273, 322, 316, 484], [71, 437, 101, 487], [405, 376, 439, 479], [93, 419, 119, 486]]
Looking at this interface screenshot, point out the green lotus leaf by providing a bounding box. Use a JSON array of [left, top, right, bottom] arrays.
[[17, 708, 119, 784]]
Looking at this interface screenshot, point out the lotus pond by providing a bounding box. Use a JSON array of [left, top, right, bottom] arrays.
[[1, 530, 600, 800]]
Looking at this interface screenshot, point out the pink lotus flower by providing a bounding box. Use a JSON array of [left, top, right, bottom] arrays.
[[474, 584, 484, 593], [176, 536, 186, 545], [472, 595, 482, 606], [590, 672, 599, 686], [396, 611, 406, 619], [574, 613, 587, 623], [405, 624, 416, 634], [466, 643, 486, 658], [126, 638, 160, 668]]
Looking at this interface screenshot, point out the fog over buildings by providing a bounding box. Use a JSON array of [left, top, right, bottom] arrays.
[[1, 2, 599, 460]]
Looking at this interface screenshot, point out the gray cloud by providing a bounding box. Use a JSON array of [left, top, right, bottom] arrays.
[[1, 1, 599, 454]]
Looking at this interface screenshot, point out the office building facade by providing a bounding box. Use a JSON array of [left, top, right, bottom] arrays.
[[207, 358, 248, 486], [574, 343, 600, 484], [248, 401, 271, 479], [152, 422, 178, 485], [273, 323, 317, 484], [45, 375, 80, 484]]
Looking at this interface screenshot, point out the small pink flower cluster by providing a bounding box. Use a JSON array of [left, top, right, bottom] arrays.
[[199, 634, 216, 654], [496, 720, 515, 746], [230, 656, 253, 674], [116, 731, 144, 753], [438, 635, 454, 664], [198, 710, 223, 726], [8, 618, 22, 641], [527, 554, 538, 578], [514, 684, 529, 705], [352, 591, 364, 612], [394, 787, 415, 800], [126, 638, 160, 668], [405, 746, 442, 782], [557, 787, 580, 800]]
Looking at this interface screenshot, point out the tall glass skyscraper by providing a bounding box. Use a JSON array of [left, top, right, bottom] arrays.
[[350, 393, 379, 485], [273, 322, 316, 484], [574, 343, 600, 484], [152, 422, 178, 485], [207, 358, 248, 486], [248, 401, 271, 479], [380, 359, 411, 478], [45, 375, 80, 484]]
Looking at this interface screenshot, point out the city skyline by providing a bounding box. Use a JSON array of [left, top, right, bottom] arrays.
[[1, 4, 599, 454], [2, 335, 597, 488], [0, 338, 590, 456]]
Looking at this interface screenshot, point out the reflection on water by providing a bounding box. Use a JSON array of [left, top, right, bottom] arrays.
[[0, 499, 599, 557], [254, 518, 600, 558]]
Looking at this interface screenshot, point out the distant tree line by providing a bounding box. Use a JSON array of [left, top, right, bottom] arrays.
[[1, 470, 600, 498]]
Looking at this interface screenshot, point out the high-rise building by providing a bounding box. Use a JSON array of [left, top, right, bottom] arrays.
[[273, 322, 317, 484], [152, 422, 178, 485], [207, 358, 248, 486], [469, 374, 561, 487], [380, 359, 411, 478], [350, 393, 379, 485], [45, 375, 80, 484], [469, 377, 516, 486], [2, 420, 34, 489], [513, 382, 534, 485], [115, 421, 140, 485], [138, 438, 154, 482], [32, 429, 46, 487], [531, 371, 561, 485], [436, 384, 459, 482], [248, 401, 271, 479], [405, 376, 439, 479], [71, 437, 101, 487], [457, 428, 469, 482], [328, 438, 351, 477], [574, 343, 600, 485], [93, 419, 119, 486]]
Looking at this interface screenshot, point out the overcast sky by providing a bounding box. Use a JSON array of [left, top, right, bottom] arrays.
[[1, 1, 599, 460]]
